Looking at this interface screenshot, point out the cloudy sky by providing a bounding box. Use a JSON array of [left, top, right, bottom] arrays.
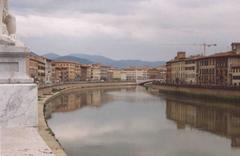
[[10, 0, 240, 61]]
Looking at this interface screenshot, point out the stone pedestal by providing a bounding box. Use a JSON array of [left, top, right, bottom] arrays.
[[0, 45, 33, 84], [0, 84, 38, 127], [0, 45, 38, 128]]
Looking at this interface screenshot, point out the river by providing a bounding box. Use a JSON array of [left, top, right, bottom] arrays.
[[47, 86, 240, 156]]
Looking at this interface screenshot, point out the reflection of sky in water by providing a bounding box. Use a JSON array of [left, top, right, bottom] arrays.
[[47, 87, 240, 156]]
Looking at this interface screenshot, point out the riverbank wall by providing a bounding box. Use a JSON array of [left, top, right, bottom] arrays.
[[150, 85, 240, 102], [38, 82, 136, 156]]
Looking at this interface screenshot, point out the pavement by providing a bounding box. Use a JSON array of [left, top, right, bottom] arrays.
[[1, 127, 54, 156]]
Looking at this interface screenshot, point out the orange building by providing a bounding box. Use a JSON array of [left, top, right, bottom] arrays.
[[27, 52, 47, 85], [53, 61, 81, 83]]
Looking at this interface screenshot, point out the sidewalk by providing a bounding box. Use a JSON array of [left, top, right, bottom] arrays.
[[1, 127, 54, 156]]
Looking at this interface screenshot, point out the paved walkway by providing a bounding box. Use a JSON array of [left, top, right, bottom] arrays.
[[1, 127, 54, 156], [38, 94, 67, 156]]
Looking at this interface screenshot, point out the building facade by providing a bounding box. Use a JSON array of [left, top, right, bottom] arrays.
[[196, 56, 216, 85], [167, 52, 186, 84], [166, 43, 240, 87], [45, 59, 54, 84], [124, 68, 148, 81], [147, 68, 161, 79], [184, 58, 197, 84], [80, 65, 91, 81], [27, 52, 46, 85], [231, 66, 240, 86], [53, 61, 81, 82]]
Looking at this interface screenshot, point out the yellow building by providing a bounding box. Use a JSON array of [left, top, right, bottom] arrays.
[[111, 68, 122, 80], [90, 64, 111, 81], [91, 64, 101, 81], [168, 52, 186, 84], [167, 52, 200, 85], [124, 68, 148, 81], [53, 61, 81, 82]]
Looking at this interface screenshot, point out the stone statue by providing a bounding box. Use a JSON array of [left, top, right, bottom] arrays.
[[0, 0, 37, 130], [0, 0, 17, 45]]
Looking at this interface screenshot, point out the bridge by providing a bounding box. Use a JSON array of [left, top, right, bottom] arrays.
[[137, 79, 165, 85]]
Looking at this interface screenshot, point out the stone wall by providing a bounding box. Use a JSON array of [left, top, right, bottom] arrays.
[[151, 85, 240, 102], [38, 82, 137, 97]]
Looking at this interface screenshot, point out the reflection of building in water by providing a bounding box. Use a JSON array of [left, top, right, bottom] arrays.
[[166, 99, 240, 147], [63, 94, 82, 111], [46, 88, 134, 118], [91, 90, 102, 107], [48, 89, 116, 113]]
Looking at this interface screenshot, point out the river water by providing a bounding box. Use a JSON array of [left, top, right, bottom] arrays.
[[47, 86, 240, 156]]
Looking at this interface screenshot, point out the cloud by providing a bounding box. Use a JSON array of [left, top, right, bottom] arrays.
[[10, 0, 240, 60], [11, 0, 147, 14], [16, 14, 127, 38]]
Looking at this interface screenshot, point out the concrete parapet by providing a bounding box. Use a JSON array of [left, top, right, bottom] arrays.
[[152, 85, 240, 102]]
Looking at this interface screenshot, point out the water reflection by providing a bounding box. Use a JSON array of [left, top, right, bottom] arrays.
[[45, 87, 136, 118], [166, 99, 240, 147], [47, 87, 240, 156]]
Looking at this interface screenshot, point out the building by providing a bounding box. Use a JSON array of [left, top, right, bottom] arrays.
[[91, 64, 101, 81], [184, 56, 201, 85], [157, 65, 167, 82], [231, 66, 240, 86], [197, 43, 240, 86], [196, 55, 216, 85], [53, 61, 81, 82], [75, 64, 81, 81], [80, 65, 91, 81], [167, 52, 186, 84], [166, 43, 240, 86], [125, 68, 136, 81], [136, 68, 148, 80], [147, 66, 167, 82], [45, 59, 54, 84], [27, 52, 46, 85], [124, 68, 148, 81], [100, 65, 111, 81], [111, 68, 122, 80], [166, 62, 172, 84], [90, 64, 112, 81], [120, 70, 127, 81], [147, 68, 160, 79]]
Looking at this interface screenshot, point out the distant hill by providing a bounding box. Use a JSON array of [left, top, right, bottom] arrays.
[[70, 53, 115, 65], [69, 53, 165, 68], [43, 53, 165, 68], [56, 55, 93, 64], [43, 53, 60, 60]]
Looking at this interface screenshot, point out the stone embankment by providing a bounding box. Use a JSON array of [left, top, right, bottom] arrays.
[[38, 82, 136, 156], [150, 84, 240, 102]]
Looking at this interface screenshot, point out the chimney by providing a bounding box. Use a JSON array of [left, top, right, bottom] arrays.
[[176, 51, 186, 60], [231, 42, 240, 54]]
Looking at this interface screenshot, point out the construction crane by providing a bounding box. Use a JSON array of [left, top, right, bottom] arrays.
[[201, 43, 217, 56], [178, 43, 217, 56], [158, 43, 217, 56]]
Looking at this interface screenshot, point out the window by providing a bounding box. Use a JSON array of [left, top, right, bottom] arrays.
[[233, 76, 240, 80]]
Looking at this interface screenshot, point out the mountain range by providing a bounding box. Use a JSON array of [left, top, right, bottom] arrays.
[[43, 53, 165, 68]]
